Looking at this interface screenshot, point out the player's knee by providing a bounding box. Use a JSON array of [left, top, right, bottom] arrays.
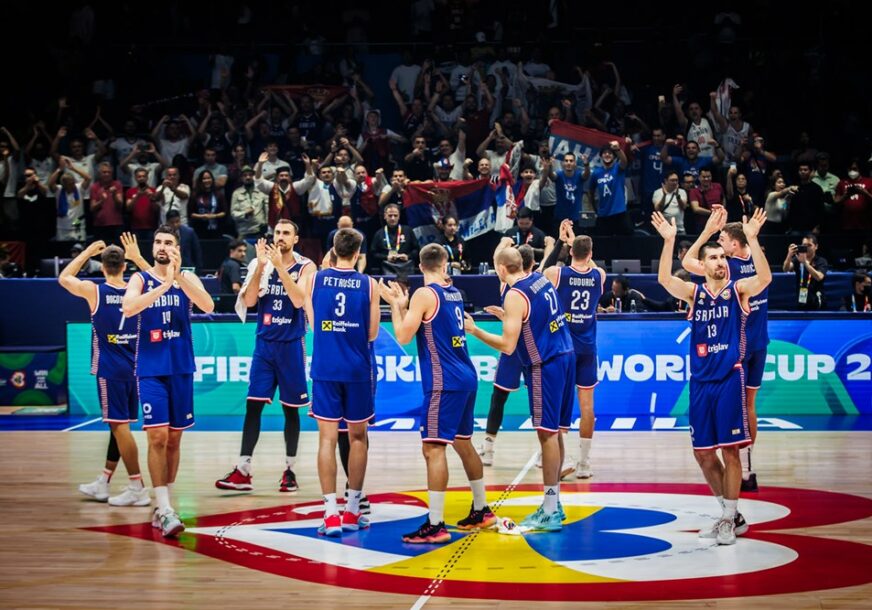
[[422, 442, 445, 460], [109, 422, 130, 435], [347, 425, 367, 444], [148, 429, 169, 450], [721, 446, 741, 463], [693, 449, 715, 467], [537, 429, 558, 442]]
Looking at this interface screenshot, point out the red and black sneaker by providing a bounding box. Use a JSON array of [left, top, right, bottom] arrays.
[[279, 468, 298, 492], [456, 504, 497, 530], [215, 467, 253, 491], [402, 519, 451, 544]]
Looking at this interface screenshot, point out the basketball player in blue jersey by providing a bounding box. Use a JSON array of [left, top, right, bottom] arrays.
[[306, 228, 379, 536], [465, 247, 575, 532], [478, 241, 535, 467], [123, 224, 214, 538], [216, 219, 314, 493], [653, 208, 771, 545], [543, 221, 605, 479], [681, 210, 768, 491], [319, 247, 372, 515], [380, 244, 496, 543], [60, 237, 150, 506]]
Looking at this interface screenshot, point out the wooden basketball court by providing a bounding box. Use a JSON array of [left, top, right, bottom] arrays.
[[1, 430, 871, 609]]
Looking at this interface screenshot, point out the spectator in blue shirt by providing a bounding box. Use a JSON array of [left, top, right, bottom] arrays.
[[590, 140, 632, 235], [660, 139, 711, 187], [638, 128, 666, 221], [552, 152, 591, 233]]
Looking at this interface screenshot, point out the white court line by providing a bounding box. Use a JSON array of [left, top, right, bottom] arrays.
[[409, 449, 539, 610], [509, 450, 540, 490], [64, 417, 101, 432]]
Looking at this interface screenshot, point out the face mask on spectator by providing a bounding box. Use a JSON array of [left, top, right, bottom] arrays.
[[848, 170, 860, 180]]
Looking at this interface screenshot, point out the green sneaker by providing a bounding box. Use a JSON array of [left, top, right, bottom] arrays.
[[520, 505, 545, 529], [557, 501, 566, 522], [520, 506, 563, 532]]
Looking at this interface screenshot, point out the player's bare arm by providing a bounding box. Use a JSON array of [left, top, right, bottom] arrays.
[[653, 212, 696, 305]]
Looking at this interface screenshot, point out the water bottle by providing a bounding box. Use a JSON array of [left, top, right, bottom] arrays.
[[630, 299, 637, 313], [615, 297, 622, 313]]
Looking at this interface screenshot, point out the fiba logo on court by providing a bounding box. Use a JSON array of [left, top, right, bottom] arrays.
[[10, 370, 25, 389], [88, 483, 872, 603]]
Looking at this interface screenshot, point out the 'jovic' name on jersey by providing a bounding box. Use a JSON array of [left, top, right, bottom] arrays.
[[416, 283, 477, 393], [555, 266, 603, 355], [688, 281, 747, 382], [134, 270, 195, 377], [727, 254, 769, 351], [511, 272, 573, 367], [91, 283, 137, 379], [310, 267, 373, 383], [256, 258, 310, 342]]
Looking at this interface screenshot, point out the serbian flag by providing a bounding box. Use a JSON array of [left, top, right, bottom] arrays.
[[403, 179, 497, 245], [263, 84, 348, 107], [493, 164, 517, 232], [548, 120, 631, 165]]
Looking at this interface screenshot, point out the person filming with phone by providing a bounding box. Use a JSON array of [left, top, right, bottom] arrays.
[[783, 234, 827, 310]]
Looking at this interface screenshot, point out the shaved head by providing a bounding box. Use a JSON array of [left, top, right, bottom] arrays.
[[496, 247, 523, 275]]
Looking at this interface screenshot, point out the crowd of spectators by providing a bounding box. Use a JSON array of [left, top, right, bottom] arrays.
[[0, 5, 869, 311]]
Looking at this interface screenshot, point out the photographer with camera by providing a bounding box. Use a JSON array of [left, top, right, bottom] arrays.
[[783, 234, 828, 310]]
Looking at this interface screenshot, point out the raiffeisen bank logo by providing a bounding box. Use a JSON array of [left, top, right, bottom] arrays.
[[86, 483, 872, 602]]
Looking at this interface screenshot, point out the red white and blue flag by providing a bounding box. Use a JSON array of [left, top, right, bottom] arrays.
[[402, 167, 516, 244], [548, 120, 631, 163]]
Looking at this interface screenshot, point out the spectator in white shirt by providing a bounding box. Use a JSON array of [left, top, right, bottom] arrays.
[[157, 166, 191, 225], [389, 51, 422, 102]]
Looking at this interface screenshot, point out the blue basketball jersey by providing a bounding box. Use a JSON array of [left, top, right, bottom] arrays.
[[510, 272, 573, 367], [310, 267, 373, 383], [256, 257, 311, 342], [416, 283, 477, 393], [688, 281, 747, 382], [727, 254, 769, 351], [555, 265, 603, 355], [90, 283, 137, 379], [134, 270, 195, 377]]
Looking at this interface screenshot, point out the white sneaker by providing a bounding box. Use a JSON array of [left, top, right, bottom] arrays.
[[699, 513, 748, 539], [575, 460, 593, 479], [716, 518, 736, 545], [109, 485, 151, 507], [79, 478, 110, 502], [151, 507, 161, 529], [698, 520, 719, 539], [159, 509, 185, 538], [478, 444, 494, 467]]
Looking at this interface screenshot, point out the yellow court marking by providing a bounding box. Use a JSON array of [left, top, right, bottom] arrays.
[[369, 491, 619, 584]]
